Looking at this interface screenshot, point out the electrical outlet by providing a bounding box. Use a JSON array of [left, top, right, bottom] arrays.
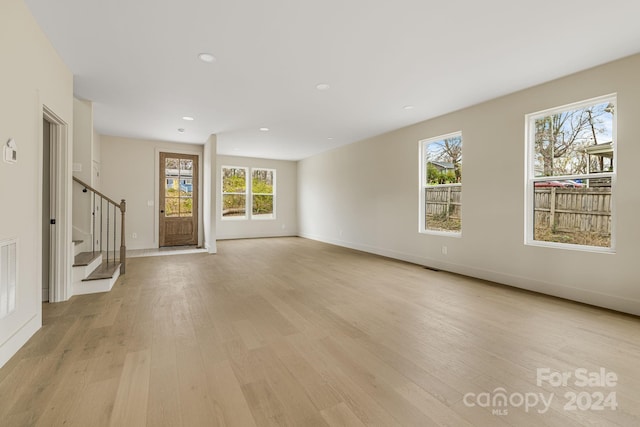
[[132, 232, 137, 239], [441, 246, 448, 255]]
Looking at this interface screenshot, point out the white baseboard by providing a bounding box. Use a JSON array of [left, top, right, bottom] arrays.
[[298, 232, 640, 317], [216, 232, 298, 241], [0, 314, 41, 369]]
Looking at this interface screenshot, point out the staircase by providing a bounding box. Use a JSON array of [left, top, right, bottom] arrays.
[[72, 178, 126, 295], [72, 246, 120, 295]]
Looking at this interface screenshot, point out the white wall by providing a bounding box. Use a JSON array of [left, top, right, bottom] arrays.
[[72, 98, 93, 240], [92, 129, 101, 168], [100, 135, 204, 250], [72, 98, 93, 183], [298, 53, 640, 316], [0, 0, 73, 367], [203, 135, 217, 253], [216, 155, 298, 240]]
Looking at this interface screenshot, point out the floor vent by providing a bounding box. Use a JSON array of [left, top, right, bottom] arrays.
[[0, 239, 17, 319]]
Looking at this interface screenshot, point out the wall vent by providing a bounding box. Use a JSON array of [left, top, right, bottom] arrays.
[[0, 238, 17, 319]]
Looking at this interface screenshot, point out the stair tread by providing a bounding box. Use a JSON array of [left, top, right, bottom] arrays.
[[73, 251, 101, 266], [83, 261, 120, 281]]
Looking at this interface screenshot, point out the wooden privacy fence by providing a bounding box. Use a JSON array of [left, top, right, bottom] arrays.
[[425, 184, 461, 219], [534, 187, 611, 234]]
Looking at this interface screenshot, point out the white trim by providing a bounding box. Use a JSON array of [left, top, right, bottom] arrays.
[[221, 166, 249, 220], [0, 313, 40, 369], [220, 165, 278, 221], [418, 131, 463, 236], [298, 232, 640, 317], [0, 237, 18, 319], [42, 106, 71, 302], [251, 167, 276, 221], [524, 94, 616, 253]]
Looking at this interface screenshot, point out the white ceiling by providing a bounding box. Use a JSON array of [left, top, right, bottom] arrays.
[[24, 0, 640, 160]]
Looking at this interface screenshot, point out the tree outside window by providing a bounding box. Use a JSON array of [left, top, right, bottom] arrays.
[[221, 166, 276, 220], [526, 95, 616, 250], [420, 132, 462, 235]]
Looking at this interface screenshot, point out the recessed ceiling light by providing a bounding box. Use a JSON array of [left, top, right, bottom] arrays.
[[259, 127, 270, 132], [198, 53, 216, 63], [182, 116, 194, 121], [316, 83, 330, 91], [178, 128, 185, 133], [327, 137, 334, 140], [403, 105, 414, 110]]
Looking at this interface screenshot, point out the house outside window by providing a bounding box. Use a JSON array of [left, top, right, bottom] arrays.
[[419, 132, 462, 235], [525, 94, 616, 251]]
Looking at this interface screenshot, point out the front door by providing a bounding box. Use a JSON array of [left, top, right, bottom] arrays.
[[159, 152, 198, 247]]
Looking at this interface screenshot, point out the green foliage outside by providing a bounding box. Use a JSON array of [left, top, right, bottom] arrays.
[[221, 169, 274, 216], [222, 195, 246, 215], [164, 187, 193, 217], [427, 163, 458, 185], [222, 170, 247, 214], [252, 195, 273, 215], [251, 174, 273, 215], [223, 175, 246, 193]]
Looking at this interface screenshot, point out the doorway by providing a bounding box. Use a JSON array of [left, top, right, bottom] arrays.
[[42, 116, 61, 302], [159, 152, 199, 247], [42, 118, 53, 302], [42, 107, 70, 303]]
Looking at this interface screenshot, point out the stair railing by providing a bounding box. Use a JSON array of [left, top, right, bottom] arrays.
[[73, 177, 127, 275]]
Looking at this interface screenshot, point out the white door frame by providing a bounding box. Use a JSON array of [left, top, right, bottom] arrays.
[[42, 106, 72, 302]]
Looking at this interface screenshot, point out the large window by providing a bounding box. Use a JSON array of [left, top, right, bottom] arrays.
[[221, 166, 276, 220], [525, 95, 616, 250], [419, 132, 462, 235], [222, 167, 247, 218], [252, 168, 275, 219]]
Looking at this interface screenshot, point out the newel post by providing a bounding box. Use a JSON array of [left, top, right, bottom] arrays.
[[120, 199, 126, 275]]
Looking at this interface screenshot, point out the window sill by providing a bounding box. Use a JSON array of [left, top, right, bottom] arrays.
[[525, 239, 615, 254]]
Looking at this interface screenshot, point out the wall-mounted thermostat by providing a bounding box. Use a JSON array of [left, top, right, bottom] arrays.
[[4, 139, 17, 164]]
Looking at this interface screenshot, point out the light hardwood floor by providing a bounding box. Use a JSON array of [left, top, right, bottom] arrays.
[[1, 237, 639, 426]]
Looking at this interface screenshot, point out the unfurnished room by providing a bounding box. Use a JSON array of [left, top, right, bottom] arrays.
[[1, 0, 640, 426]]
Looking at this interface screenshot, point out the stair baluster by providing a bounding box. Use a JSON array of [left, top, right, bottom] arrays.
[[73, 177, 127, 275]]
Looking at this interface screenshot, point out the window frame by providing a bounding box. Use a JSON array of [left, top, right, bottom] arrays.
[[220, 166, 277, 221], [524, 94, 617, 253], [418, 131, 463, 237], [251, 168, 277, 220], [221, 166, 249, 220]]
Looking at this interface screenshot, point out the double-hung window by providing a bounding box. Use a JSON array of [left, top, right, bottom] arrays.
[[525, 94, 616, 250], [222, 167, 247, 218], [419, 132, 462, 235], [251, 168, 275, 219], [221, 166, 276, 220]]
